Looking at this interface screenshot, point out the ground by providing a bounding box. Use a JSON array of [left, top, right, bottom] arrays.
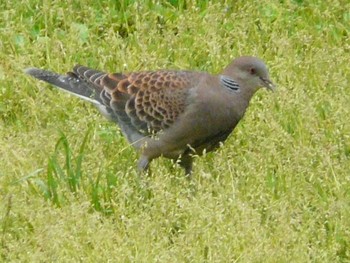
[[0, 0, 349, 262]]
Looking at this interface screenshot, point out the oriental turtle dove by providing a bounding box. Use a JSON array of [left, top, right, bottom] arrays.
[[25, 56, 275, 176]]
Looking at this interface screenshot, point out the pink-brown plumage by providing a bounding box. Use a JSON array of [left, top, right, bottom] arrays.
[[25, 56, 275, 176]]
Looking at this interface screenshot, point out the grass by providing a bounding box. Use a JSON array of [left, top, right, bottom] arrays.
[[1, 0, 350, 261]]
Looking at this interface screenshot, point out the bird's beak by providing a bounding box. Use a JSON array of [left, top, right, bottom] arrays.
[[260, 77, 276, 92]]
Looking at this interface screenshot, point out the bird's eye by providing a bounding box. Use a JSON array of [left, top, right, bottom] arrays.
[[249, 68, 256, 75]]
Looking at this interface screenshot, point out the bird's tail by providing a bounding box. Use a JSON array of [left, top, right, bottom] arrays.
[[24, 66, 106, 105], [25, 66, 147, 146]]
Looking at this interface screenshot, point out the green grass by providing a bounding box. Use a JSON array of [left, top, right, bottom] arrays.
[[1, 0, 350, 261]]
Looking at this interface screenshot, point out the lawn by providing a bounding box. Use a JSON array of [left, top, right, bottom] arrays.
[[1, 0, 349, 262]]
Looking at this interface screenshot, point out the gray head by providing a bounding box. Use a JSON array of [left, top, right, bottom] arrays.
[[223, 56, 275, 91]]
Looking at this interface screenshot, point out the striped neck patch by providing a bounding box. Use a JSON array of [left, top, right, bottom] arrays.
[[220, 75, 240, 92]]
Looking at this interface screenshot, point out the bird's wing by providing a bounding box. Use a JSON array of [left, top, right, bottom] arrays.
[[26, 65, 203, 144], [103, 69, 200, 134]]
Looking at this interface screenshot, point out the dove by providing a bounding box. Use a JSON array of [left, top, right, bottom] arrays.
[[25, 56, 275, 176]]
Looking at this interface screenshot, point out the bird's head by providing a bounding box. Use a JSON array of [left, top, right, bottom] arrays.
[[223, 56, 276, 92]]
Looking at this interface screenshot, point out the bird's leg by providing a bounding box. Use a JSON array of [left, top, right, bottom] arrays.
[[178, 154, 193, 179], [138, 155, 151, 175]]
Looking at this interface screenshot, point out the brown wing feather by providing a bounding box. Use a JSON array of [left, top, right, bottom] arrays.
[[102, 70, 195, 135]]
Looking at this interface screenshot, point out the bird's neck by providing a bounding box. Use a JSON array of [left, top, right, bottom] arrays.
[[240, 85, 259, 101], [233, 79, 260, 118]]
